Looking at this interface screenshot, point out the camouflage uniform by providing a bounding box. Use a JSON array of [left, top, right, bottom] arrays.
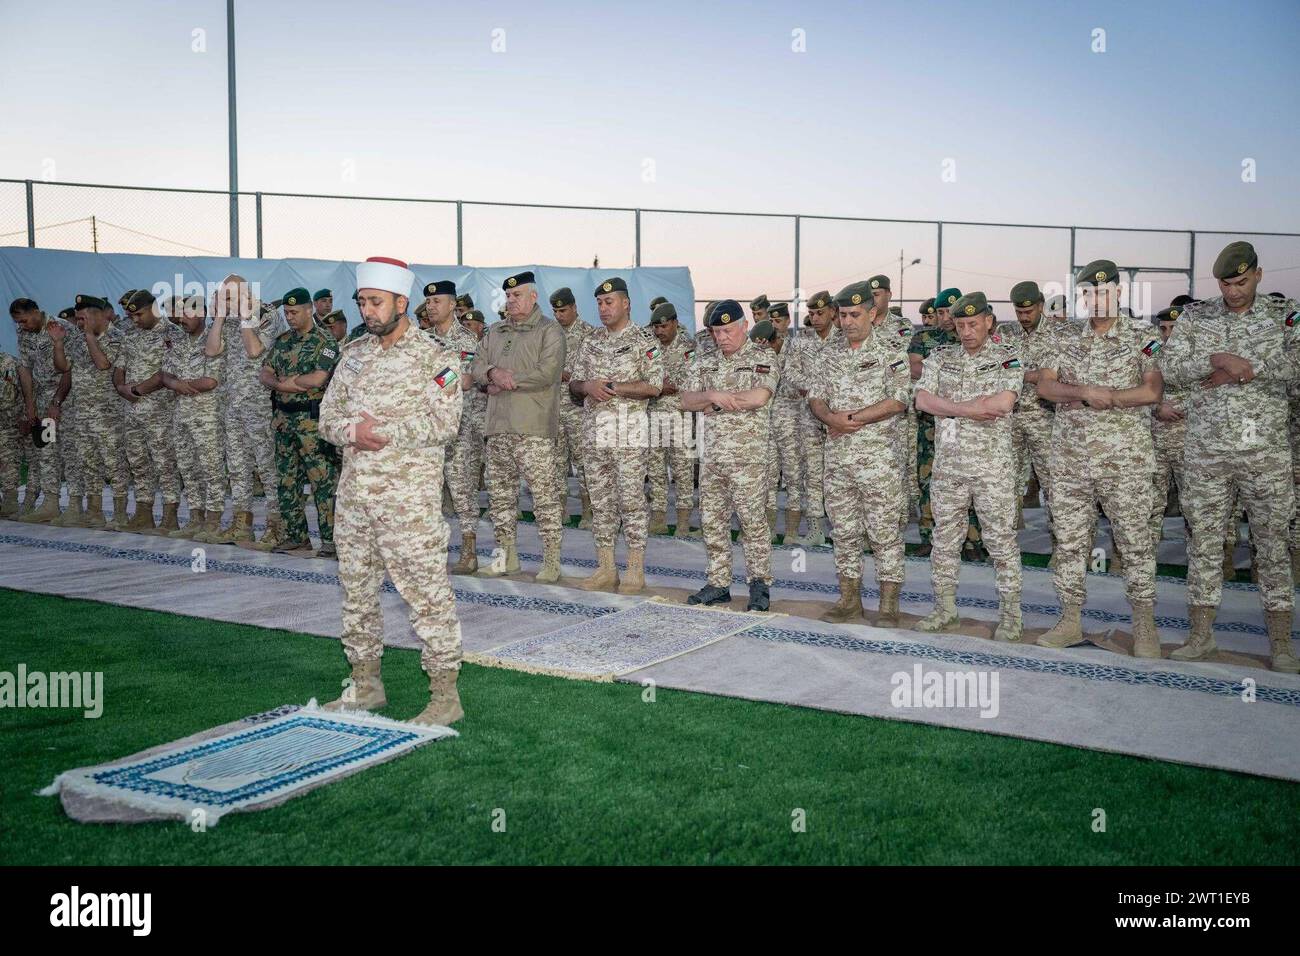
[[1150, 375, 1189, 553], [18, 321, 64, 501], [164, 327, 227, 517], [221, 305, 285, 517], [62, 325, 128, 504], [118, 321, 181, 508], [318, 321, 464, 673], [264, 325, 341, 543], [809, 337, 911, 583], [1160, 295, 1297, 613], [684, 339, 779, 587], [428, 319, 485, 532], [789, 324, 842, 523], [647, 326, 697, 515], [556, 318, 593, 510], [874, 312, 920, 525], [572, 323, 665, 551], [909, 325, 981, 547], [764, 339, 806, 516], [0, 352, 21, 504], [1010, 316, 1061, 526], [1045, 317, 1160, 607], [917, 340, 1024, 599]]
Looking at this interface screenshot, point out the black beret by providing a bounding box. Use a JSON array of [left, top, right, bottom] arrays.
[[550, 287, 575, 308], [124, 289, 156, 312], [594, 276, 628, 296], [919, 297, 935, 317], [118, 290, 138, 306], [1156, 306, 1183, 322], [58, 307, 76, 320], [503, 271, 535, 290], [707, 299, 743, 327], [74, 293, 109, 310], [423, 280, 457, 297]]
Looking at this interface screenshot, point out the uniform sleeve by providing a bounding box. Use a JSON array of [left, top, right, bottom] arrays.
[[999, 351, 1025, 397], [806, 354, 830, 403], [202, 344, 225, 385], [318, 352, 356, 448], [752, 357, 778, 400], [915, 352, 941, 396], [315, 337, 341, 374], [885, 354, 912, 405], [682, 354, 702, 393], [640, 336, 666, 390], [1136, 335, 1163, 377], [469, 328, 493, 385], [260, 341, 280, 374], [907, 330, 928, 358], [1158, 314, 1211, 387], [1256, 308, 1300, 384], [380, 350, 464, 449], [571, 335, 592, 382], [100, 331, 124, 368]]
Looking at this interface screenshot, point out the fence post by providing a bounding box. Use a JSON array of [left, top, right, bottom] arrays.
[[255, 192, 263, 258], [935, 221, 943, 294], [635, 208, 641, 267], [456, 201, 463, 266], [793, 215, 801, 324], [1187, 230, 1196, 297], [25, 180, 35, 248], [1068, 226, 1076, 286]]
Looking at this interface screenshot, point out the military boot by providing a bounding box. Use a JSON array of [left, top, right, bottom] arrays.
[[0, 489, 19, 518], [409, 668, 464, 726], [1038, 602, 1085, 648], [1222, 541, 1236, 582], [915, 590, 959, 632], [784, 507, 801, 542], [820, 576, 863, 624], [993, 593, 1022, 642], [192, 511, 223, 543], [1130, 601, 1160, 659], [1266, 610, 1299, 674], [877, 580, 902, 627], [169, 508, 206, 539], [321, 659, 387, 712], [210, 509, 252, 545], [477, 540, 520, 577], [148, 502, 180, 536], [83, 496, 107, 529], [450, 532, 479, 575], [51, 498, 87, 527], [674, 507, 696, 539], [797, 516, 826, 548], [648, 510, 670, 536], [617, 548, 646, 594], [18, 495, 60, 524], [105, 495, 130, 531], [121, 503, 156, 533], [1170, 605, 1217, 662], [577, 492, 593, 530], [577, 545, 619, 591], [254, 512, 284, 547], [535, 537, 563, 584]]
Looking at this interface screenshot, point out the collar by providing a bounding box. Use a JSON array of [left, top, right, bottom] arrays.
[[505, 305, 543, 331]]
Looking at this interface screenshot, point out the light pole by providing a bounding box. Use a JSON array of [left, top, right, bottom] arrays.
[[227, 0, 239, 257], [899, 252, 921, 306]]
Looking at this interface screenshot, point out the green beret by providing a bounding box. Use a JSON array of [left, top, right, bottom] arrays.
[[749, 319, 777, 342], [950, 291, 991, 318], [124, 289, 156, 313], [117, 290, 138, 307], [281, 287, 311, 307], [750, 294, 770, 311], [919, 297, 935, 317], [1010, 281, 1043, 307], [463, 309, 486, 323], [1044, 294, 1067, 317], [1156, 306, 1182, 322], [707, 299, 743, 327], [768, 302, 790, 319], [594, 276, 628, 296], [414, 301, 429, 318], [832, 281, 872, 307], [550, 287, 575, 308], [934, 288, 962, 309], [649, 302, 678, 326], [503, 271, 535, 290], [867, 274, 891, 292], [1212, 241, 1258, 280], [808, 290, 833, 310], [1076, 259, 1119, 287], [58, 307, 76, 321], [456, 294, 474, 308], [74, 293, 109, 310], [324, 309, 346, 324], [648, 296, 669, 311], [312, 289, 332, 301]]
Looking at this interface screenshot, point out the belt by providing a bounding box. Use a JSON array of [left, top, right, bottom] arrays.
[[273, 396, 321, 416]]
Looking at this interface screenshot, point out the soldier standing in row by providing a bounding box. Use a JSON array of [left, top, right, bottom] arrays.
[[789, 290, 841, 547], [1148, 304, 1189, 559], [551, 287, 593, 529], [1036, 260, 1163, 657], [680, 300, 778, 611], [1007, 280, 1061, 556], [319, 256, 465, 725], [867, 276, 918, 534], [569, 277, 664, 593], [12, 299, 69, 522], [645, 301, 697, 538], [914, 292, 1025, 641], [763, 302, 805, 541], [0, 346, 20, 517], [808, 282, 910, 624]]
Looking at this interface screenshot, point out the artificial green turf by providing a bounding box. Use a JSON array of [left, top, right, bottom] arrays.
[[1, 587, 1295, 866]]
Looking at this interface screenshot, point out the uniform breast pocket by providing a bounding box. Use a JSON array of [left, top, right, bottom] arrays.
[[1098, 345, 1139, 388], [1239, 326, 1282, 367]]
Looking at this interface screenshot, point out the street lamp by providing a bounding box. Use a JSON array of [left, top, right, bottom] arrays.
[[899, 253, 921, 307]]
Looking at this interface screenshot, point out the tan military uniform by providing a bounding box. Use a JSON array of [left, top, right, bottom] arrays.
[[556, 317, 593, 512], [18, 320, 64, 502], [165, 327, 227, 515], [429, 318, 487, 532], [221, 304, 284, 518], [117, 320, 181, 510], [62, 325, 128, 506], [788, 324, 842, 522], [647, 326, 697, 515]]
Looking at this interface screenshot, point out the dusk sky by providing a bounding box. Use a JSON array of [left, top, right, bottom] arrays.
[[2, 0, 1298, 312]]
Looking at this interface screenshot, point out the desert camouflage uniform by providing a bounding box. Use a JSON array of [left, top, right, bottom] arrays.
[[647, 326, 697, 515], [917, 340, 1024, 599], [789, 324, 842, 522], [264, 324, 341, 543], [63, 325, 128, 504], [0, 352, 21, 501], [1046, 316, 1160, 607], [556, 318, 593, 510], [874, 312, 921, 525], [117, 320, 181, 509], [684, 339, 779, 587], [1149, 375, 1190, 553], [1009, 315, 1061, 525], [165, 327, 227, 516], [1160, 295, 1298, 612], [429, 319, 485, 532], [319, 322, 463, 673], [221, 304, 285, 517], [809, 336, 911, 583], [572, 323, 665, 551], [764, 337, 806, 517], [18, 321, 65, 500]]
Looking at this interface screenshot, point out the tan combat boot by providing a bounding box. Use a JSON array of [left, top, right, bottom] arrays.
[[674, 507, 695, 539], [321, 659, 387, 712], [798, 516, 826, 548], [105, 495, 130, 531], [450, 532, 479, 575], [18, 495, 60, 524], [535, 537, 563, 584], [648, 510, 670, 536], [409, 668, 464, 726], [1130, 601, 1160, 658], [192, 511, 223, 543], [1038, 602, 1084, 648], [915, 590, 959, 632], [1170, 605, 1217, 662], [1265, 609, 1299, 674], [877, 580, 902, 627], [784, 508, 801, 541], [149, 502, 180, 536], [169, 508, 206, 539], [212, 509, 253, 545], [477, 540, 520, 577], [0, 489, 18, 518], [820, 576, 863, 623], [122, 503, 156, 533], [617, 548, 646, 594], [254, 512, 284, 546], [993, 593, 1022, 642], [577, 545, 619, 591], [83, 496, 106, 529], [51, 498, 86, 527], [577, 492, 593, 530]]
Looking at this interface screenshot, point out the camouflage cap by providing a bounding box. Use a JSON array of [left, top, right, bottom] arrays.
[[934, 288, 962, 309], [281, 287, 311, 307], [768, 302, 790, 319], [807, 290, 833, 310], [867, 274, 891, 292], [1076, 259, 1119, 287], [707, 299, 743, 327], [950, 291, 991, 318], [1212, 240, 1258, 280], [649, 302, 678, 326], [749, 319, 777, 342], [1010, 280, 1043, 307], [750, 294, 770, 311], [549, 287, 575, 308], [832, 281, 872, 307]]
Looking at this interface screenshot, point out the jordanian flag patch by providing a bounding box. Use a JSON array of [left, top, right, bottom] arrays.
[[460, 350, 475, 362], [684, 349, 695, 360], [646, 345, 661, 360], [434, 366, 458, 390], [1142, 338, 1162, 356], [1002, 358, 1021, 369], [1287, 311, 1298, 327]]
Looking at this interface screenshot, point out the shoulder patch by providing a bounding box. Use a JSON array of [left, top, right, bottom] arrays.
[[646, 345, 661, 360], [1141, 338, 1162, 356], [434, 366, 459, 390], [1286, 311, 1298, 328], [755, 364, 771, 374], [1002, 358, 1021, 369], [321, 347, 336, 359]]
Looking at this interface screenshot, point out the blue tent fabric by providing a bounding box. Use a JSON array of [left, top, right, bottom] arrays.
[[0, 248, 695, 355]]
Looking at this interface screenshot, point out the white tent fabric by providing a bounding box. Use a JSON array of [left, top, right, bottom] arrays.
[[0, 247, 696, 354]]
